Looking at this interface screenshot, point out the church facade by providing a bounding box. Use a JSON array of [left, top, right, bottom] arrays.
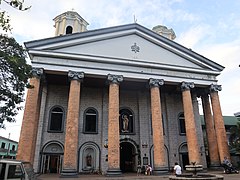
[[17, 11, 229, 176]]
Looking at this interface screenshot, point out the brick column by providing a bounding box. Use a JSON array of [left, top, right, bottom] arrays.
[[61, 71, 84, 177], [149, 78, 167, 174], [210, 84, 230, 162], [181, 82, 201, 164], [201, 93, 220, 167], [17, 68, 43, 166], [106, 74, 123, 176]]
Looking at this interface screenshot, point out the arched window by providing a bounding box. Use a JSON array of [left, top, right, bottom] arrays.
[[179, 113, 186, 135], [119, 109, 134, 134], [48, 106, 64, 132], [66, 26, 73, 34], [84, 108, 98, 133]]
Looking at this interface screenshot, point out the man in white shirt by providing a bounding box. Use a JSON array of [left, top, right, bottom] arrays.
[[174, 162, 182, 176]]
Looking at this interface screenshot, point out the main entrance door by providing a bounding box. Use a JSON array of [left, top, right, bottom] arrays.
[[41, 142, 64, 174], [42, 155, 62, 173], [120, 142, 136, 172]]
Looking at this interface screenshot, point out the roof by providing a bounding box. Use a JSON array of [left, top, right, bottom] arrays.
[[0, 159, 22, 164], [25, 23, 224, 72], [200, 115, 240, 126], [0, 136, 18, 144]]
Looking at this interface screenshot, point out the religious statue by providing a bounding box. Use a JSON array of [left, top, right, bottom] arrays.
[[122, 114, 129, 132], [86, 154, 92, 167]]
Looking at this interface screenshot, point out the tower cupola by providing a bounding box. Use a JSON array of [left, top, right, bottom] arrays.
[[152, 25, 176, 40], [53, 11, 89, 36]]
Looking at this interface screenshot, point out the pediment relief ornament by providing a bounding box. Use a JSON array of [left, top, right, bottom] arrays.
[[131, 42, 140, 53]]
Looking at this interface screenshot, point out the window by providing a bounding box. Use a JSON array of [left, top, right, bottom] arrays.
[[84, 108, 98, 133], [66, 26, 73, 34], [12, 145, 15, 151], [119, 109, 134, 134], [1, 142, 5, 149], [7, 165, 24, 179], [49, 106, 64, 132], [179, 113, 186, 135]]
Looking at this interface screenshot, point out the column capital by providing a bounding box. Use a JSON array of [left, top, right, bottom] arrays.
[[31, 67, 44, 79], [181, 81, 194, 91], [107, 74, 123, 84], [68, 71, 84, 81], [210, 84, 222, 92], [149, 78, 164, 88]]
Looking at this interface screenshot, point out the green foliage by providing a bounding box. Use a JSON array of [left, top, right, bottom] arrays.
[[0, 34, 32, 128], [229, 122, 240, 154], [0, 0, 31, 32]]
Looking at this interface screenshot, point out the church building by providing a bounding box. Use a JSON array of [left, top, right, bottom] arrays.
[[17, 11, 229, 176]]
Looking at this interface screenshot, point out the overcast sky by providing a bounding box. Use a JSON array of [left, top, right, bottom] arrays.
[[1, 0, 240, 141]]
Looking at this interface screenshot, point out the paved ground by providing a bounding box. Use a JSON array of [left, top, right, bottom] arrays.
[[37, 171, 240, 180]]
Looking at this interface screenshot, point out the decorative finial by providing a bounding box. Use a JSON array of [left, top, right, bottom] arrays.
[[134, 15, 137, 23]]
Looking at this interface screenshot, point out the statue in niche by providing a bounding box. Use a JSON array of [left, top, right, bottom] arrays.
[[86, 154, 92, 167], [122, 114, 129, 132]]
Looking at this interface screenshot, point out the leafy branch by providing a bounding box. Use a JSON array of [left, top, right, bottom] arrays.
[[0, 0, 31, 32]]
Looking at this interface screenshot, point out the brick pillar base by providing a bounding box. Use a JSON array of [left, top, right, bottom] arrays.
[[17, 68, 43, 167], [210, 85, 230, 163], [202, 94, 220, 168], [61, 71, 83, 177], [181, 82, 201, 164], [106, 74, 123, 177], [149, 79, 168, 174]]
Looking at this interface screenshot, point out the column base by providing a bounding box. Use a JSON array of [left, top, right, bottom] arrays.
[[209, 163, 221, 170], [153, 166, 169, 175], [22, 162, 36, 179], [60, 168, 78, 178], [106, 168, 122, 177]]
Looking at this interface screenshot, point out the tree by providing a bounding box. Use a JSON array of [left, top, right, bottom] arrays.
[[229, 122, 240, 154], [0, 34, 32, 128], [0, 1, 32, 128], [0, 0, 31, 32]]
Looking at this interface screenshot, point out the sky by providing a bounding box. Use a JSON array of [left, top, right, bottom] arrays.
[[0, 0, 240, 141]]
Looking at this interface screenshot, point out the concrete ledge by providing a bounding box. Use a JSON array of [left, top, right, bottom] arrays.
[[60, 169, 78, 178], [169, 173, 224, 180], [106, 168, 122, 177]]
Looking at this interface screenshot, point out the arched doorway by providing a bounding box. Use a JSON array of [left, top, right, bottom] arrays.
[[41, 142, 64, 174], [179, 143, 189, 170], [120, 142, 136, 172]]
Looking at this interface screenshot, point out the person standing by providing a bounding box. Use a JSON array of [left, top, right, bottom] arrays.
[[173, 162, 182, 176], [137, 163, 141, 176]]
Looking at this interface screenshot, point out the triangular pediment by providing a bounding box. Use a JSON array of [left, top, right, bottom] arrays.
[[26, 24, 223, 71], [54, 34, 203, 69], [25, 24, 224, 85]]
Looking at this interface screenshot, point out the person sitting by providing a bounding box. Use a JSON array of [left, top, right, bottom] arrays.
[[222, 156, 239, 174], [173, 162, 182, 176], [145, 165, 152, 175], [223, 157, 232, 167]]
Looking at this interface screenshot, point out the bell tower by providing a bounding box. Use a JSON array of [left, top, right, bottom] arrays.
[[53, 11, 89, 36], [152, 25, 176, 40]]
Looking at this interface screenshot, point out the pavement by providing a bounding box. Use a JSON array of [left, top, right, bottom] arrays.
[[36, 171, 240, 180]]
